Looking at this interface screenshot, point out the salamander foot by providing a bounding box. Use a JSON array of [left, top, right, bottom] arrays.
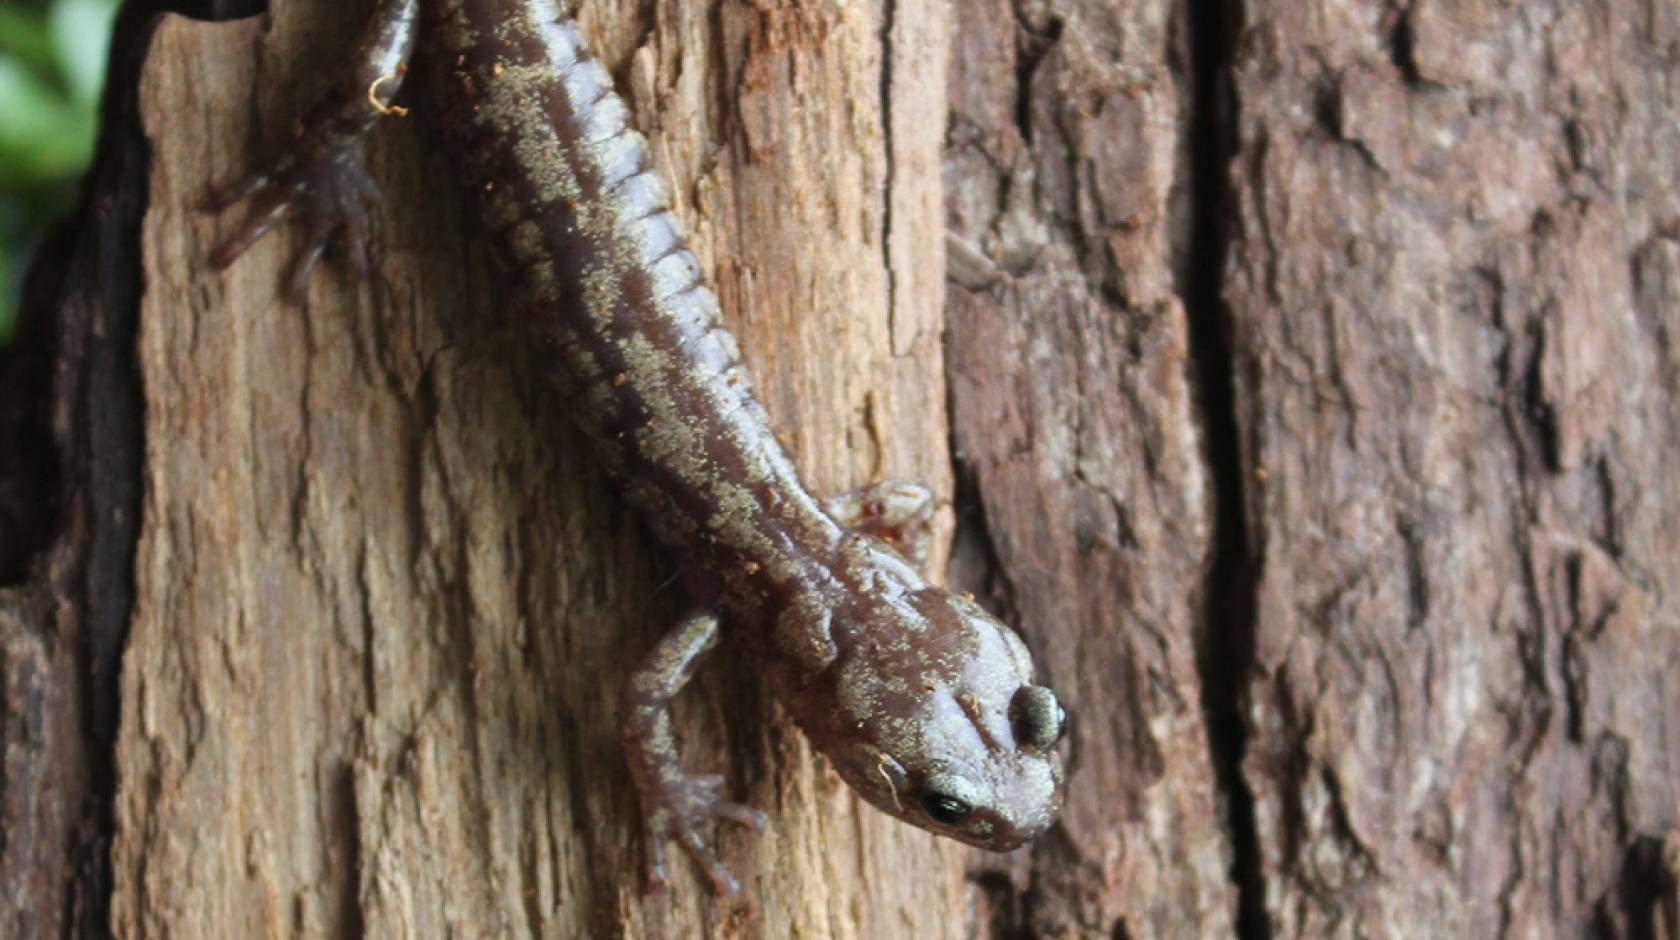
[[638, 772, 767, 895], [207, 140, 382, 301]]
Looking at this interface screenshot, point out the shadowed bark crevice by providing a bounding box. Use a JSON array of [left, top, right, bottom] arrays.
[[1179, 0, 1267, 937]]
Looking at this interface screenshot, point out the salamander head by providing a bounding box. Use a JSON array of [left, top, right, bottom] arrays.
[[820, 552, 1067, 851]]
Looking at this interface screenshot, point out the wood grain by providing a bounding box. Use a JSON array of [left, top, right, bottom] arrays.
[[117, 1, 959, 935]]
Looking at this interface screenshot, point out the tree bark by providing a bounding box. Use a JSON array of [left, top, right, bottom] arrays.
[[943, 1, 1236, 937], [1226, 2, 1680, 937], [114, 0, 961, 936], [5, 0, 1679, 937]]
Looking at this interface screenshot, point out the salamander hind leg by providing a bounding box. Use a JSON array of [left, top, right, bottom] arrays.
[[207, 0, 418, 301], [822, 479, 936, 570], [620, 611, 766, 895]]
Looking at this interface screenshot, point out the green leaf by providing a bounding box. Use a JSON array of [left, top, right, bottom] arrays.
[[0, 58, 94, 186], [0, 8, 61, 82], [0, 262, 14, 345], [49, 0, 120, 108]]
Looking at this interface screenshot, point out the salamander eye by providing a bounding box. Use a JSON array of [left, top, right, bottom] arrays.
[[921, 791, 972, 826], [1010, 685, 1067, 751]]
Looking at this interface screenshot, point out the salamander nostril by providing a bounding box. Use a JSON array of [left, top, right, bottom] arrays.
[[1010, 685, 1067, 751]]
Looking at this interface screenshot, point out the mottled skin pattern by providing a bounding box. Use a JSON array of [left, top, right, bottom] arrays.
[[211, 0, 1067, 894]]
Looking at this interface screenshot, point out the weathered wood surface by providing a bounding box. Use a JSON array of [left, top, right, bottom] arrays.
[[120, 0, 961, 936]]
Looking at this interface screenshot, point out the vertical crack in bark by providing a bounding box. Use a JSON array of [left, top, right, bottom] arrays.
[[1386, 4, 1424, 88], [878, 0, 899, 345], [1181, 1, 1268, 938], [67, 4, 169, 935]]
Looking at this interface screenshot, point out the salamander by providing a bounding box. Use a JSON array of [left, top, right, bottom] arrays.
[[209, 0, 1067, 895]]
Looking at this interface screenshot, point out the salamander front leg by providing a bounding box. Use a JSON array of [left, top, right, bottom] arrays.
[[207, 0, 418, 300], [822, 479, 936, 570], [620, 611, 766, 895]]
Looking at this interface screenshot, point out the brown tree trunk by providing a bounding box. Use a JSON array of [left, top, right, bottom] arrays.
[[4, 0, 1677, 937], [116, 0, 961, 935], [944, 1, 1235, 936], [1226, 3, 1680, 938]]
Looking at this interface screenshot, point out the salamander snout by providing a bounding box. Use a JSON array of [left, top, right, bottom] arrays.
[[907, 678, 1068, 851], [835, 587, 1068, 851], [813, 541, 1068, 852]]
